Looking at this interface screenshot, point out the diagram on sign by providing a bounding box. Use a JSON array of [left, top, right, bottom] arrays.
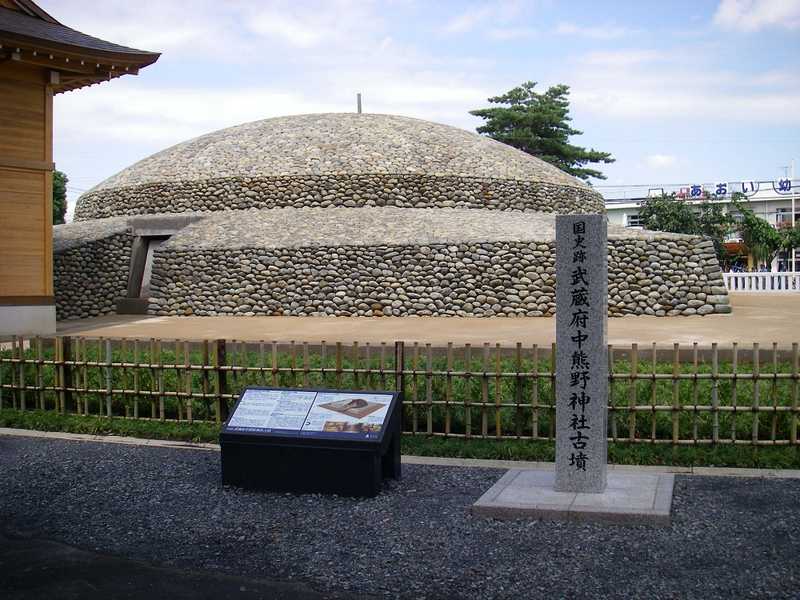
[[318, 397, 384, 418], [302, 392, 391, 436]]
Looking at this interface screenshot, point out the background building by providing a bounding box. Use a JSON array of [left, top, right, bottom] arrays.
[[604, 177, 799, 272]]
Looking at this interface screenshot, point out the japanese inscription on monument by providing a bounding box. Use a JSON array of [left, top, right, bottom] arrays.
[[554, 214, 608, 493]]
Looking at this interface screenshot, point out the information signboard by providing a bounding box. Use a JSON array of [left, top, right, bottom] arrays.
[[225, 388, 394, 440], [220, 387, 402, 497]]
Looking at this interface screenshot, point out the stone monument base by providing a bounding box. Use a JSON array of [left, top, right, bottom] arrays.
[[471, 469, 674, 527]]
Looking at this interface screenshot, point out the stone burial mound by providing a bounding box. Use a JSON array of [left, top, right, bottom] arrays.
[[53, 113, 729, 320]]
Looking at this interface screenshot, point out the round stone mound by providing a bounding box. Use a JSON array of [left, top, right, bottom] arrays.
[[91, 113, 589, 189], [56, 112, 730, 322], [73, 113, 603, 220]]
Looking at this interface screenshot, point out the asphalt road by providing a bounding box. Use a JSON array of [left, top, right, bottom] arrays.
[[0, 532, 362, 600]]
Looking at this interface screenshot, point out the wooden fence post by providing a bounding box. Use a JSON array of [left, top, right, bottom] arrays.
[[712, 342, 719, 444], [394, 341, 405, 395], [9, 336, 19, 408], [629, 343, 638, 442], [201, 340, 210, 419], [19, 337, 30, 410], [17, 336, 26, 411], [671, 343, 680, 444], [105, 338, 113, 417], [752, 342, 760, 444], [514, 342, 522, 439], [61, 336, 72, 413], [608, 344, 616, 441], [216, 339, 228, 422], [425, 343, 433, 435], [465, 343, 472, 439], [156, 338, 164, 421], [184, 340, 192, 423], [791, 342, 798, 445], [133, 339, 141, 419], [35, 336, 43, 410], [149, 338, 156, 418]]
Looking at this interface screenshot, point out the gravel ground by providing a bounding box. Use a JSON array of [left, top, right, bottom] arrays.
[[1, 436, 798, 599]]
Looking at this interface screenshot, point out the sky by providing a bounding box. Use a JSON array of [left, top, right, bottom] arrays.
[[39, 0, 800, 218]]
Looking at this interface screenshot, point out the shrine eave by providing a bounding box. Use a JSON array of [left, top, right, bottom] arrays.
[[0, 6, 159, 93]]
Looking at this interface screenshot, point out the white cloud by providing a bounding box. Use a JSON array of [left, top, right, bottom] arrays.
[[442, 5, 494, 34], [568, 46, 800, 123], [247, 12, 326, 48], [555, 21, 635, 40], [645, 154, 677, 168], [441, 1, 527, 37], [55, 77, 490, 147], [582, 49, 666, 67], [245, 1, 386, 49], [572, 85, 800, 122], [713, 0, 800, 31], [54, 85, 336, 146], [40, 0, 388, 59], [39, 0, 240, 56], [486, 27, 535, 40]]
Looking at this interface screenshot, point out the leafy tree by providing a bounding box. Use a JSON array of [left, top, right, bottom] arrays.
[[781, 222, 800, 255], [731, 192, 799, 266], [470, 81, 615, 181], [696, 200, 736, 261], [53, 170, 68, 225], [638, 194, 698, 234], [640, 191, 799, 268], [638, 193, 734, 261]]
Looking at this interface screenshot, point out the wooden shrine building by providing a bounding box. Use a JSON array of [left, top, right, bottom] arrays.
[[0, 0, 158, 335]]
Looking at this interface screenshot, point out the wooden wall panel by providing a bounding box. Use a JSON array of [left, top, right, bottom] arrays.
[[0, 63, 53, 300], [0, 167, 47, 296], [0, 75, 46, 162], [43, 87, 53, 293]]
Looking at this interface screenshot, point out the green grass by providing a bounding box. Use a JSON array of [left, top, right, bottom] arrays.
[[2, 408, 798, 469], [402, 435, 800, 469], [0, 408, 220, 443]]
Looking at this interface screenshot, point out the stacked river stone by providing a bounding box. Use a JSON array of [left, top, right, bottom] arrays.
[[54, 113, 730, 320]]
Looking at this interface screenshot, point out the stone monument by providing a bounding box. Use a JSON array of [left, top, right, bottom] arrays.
[[472, 213, 675, 526], [554, 214, 608, 493]]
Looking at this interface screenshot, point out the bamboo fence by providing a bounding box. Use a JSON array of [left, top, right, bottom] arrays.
[[0, 336, 798, 446]]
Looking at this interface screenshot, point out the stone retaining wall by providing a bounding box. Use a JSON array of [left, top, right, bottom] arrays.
[[74, 174, 604, 220], [54, 233, 131, 320], [147, 237, 730, 318]]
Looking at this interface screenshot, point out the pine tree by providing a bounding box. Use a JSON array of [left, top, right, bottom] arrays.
[[470, 81, 614, 181]]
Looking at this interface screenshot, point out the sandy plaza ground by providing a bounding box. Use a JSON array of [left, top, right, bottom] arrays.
[[53, 293, 800, 347]]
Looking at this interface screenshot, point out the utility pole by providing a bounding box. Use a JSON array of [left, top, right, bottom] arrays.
[[789, 159, 797, 271], [356, 93, 362, 114]]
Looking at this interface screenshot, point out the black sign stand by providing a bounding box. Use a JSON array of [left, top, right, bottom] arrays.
[[220, 387, 402, 498]]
